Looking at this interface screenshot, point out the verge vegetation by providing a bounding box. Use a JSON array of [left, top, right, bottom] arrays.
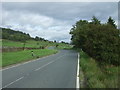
[[80, 50, 119, 88], [70, 16, 119, 88], [2, 49, 58, 67], [1, 27, 71, 67]]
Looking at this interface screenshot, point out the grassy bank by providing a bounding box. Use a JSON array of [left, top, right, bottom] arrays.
[[2, 49, 58, 67], [2, 39, 53, 48], [2, 39, 70, 48], [80, 51, 119, 88]]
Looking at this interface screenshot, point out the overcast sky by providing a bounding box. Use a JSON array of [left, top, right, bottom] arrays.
[[1, 2, 118, 42]]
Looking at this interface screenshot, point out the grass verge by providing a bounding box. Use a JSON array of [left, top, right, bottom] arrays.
[[80, 50, 119, 88], [2, 49, 58, 67]]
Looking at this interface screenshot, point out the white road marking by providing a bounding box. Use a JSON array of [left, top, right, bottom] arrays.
[[2, 53, 66, 88], [35, 54, 66, 71], [0, 59, 41, 71], [2, 76, 24, 88], [76, 53, 80, 89], [1, 53, 56, 71], [35, 60, 55, 71]]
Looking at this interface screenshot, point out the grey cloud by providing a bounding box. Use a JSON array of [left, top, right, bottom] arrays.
[[2, 2, 118, 42], [2, 2, 118, 21]]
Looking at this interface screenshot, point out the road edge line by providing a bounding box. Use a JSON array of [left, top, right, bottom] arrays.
[[76, 53, 80, 89]]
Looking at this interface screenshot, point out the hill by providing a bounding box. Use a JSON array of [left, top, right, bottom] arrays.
[[1, 27, 72, 49], [1, 27, 47, 42]]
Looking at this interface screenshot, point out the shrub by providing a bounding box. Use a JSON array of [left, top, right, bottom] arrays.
[[70, 16, 120, 65]]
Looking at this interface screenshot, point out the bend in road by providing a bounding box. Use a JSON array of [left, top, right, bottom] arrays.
[[2, 50, 78, 88]]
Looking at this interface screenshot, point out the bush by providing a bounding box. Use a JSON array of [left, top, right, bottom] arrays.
[[70, 16, 120, 65]]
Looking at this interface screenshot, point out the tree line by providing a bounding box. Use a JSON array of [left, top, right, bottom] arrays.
[[70, 16, 120, 66], [1, 27, 48, 42]]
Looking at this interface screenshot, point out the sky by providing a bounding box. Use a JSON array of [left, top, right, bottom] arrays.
[[1, 2, 118, 42]]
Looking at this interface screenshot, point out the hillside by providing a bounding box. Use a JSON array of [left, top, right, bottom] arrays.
[[1, 27, 72, 67], [1, 27, 47, 42], [1, 27, 72, 49]]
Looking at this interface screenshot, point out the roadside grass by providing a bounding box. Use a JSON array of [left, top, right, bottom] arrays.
[[0, 52, 2, 68], [2, 49, 58, 67], [80, 51, 119, 88], [79, 66, 85, 88]]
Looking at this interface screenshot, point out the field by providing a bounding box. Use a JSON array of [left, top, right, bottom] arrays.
[[2, 39, 72, 49], [80, 50, 119, 88], [2, 49, 58, 67], [1, 39, 72, 67], [2, 39, 55, 48]]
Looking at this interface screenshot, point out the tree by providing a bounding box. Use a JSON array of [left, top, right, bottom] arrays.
[[70, 20, 88, 48], [54, 40, 56, 43], [2, 27, 32, 42], [107, 16, 117, 29], [34, 36, 40, 41], [91, 16, 101, 25], [70, 16, 120, 65]]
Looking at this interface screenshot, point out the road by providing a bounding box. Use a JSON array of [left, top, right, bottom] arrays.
[[2, 50, 78, 88]]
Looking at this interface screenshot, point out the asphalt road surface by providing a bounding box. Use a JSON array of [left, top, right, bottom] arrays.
[[2, 50, 78, 88]]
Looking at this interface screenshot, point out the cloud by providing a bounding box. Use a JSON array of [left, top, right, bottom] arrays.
[[2, 9, 71, 42], [2, 2, 118, 21], [2, 10, 54, 27], [1, 2, 118, 42]]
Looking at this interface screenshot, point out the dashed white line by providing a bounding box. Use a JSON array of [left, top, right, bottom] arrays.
[[2, 53, 66, 88], [35, 60, 55, 71], [2, 76, 24, 88], [35, 54, 66, 71], [1, 53, 57, 71]]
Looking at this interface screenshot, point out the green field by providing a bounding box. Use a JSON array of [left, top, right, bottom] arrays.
[[2, 49, 58, 67], [80, 50, 119, 88], [1, 39, 72, 67], [2, 39, 53, 48], [2, 39, 72, 49]]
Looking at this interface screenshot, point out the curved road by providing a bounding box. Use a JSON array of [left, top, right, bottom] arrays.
[[2, 50, 78, 88]]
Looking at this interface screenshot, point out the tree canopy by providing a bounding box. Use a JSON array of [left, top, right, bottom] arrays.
[[107, 16, 117, 29], [70, 16, 120, 65], [1, 27, 47, 42]]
